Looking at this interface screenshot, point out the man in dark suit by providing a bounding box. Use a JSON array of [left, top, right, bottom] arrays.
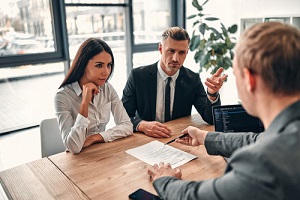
[[148, 22, 300, 199], [122, 27, 227, 137]]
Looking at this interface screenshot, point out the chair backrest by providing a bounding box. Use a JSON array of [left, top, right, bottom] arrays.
[[40, 118, 65, 157]]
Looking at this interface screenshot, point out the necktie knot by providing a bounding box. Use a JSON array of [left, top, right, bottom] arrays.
[[166, 77, 172, 84]]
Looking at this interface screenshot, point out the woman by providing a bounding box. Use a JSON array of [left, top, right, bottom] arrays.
[[54, 38, 133, 154]]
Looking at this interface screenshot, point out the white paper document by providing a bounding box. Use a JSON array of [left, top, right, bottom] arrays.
[[125, 140, 197, 168]]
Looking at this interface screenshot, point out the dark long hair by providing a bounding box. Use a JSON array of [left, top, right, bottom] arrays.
[[59, 38, 115, 88]]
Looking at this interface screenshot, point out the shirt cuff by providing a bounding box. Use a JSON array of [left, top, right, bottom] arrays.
[[204, 131, 222, 155], [99, 131, 112, 142], [75, 113, 90, 127], [208, 93, 219, 104], [136, 121, 142, 132]]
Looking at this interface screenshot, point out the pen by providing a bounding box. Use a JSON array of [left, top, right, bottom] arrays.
[[164, 133, 189, 145]]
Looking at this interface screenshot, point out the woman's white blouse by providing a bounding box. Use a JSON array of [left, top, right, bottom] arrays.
[[54, 81, 133, 154]]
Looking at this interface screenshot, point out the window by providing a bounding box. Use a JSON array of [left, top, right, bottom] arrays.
[[131, 0, 176, 68], [0, 0, 68, 68], [0, 0, 67, 134], [132, 0, 171, 45], [65, 2, 128, 97]]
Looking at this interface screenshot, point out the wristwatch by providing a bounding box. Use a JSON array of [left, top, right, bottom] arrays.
[[207, 90, 219, 97]]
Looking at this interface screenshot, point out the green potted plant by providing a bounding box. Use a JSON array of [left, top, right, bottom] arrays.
[[188, 0, 238, 74]]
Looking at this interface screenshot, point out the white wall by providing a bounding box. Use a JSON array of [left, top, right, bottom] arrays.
[[186, 0, 300, 35], [185, 0, 300, 105]]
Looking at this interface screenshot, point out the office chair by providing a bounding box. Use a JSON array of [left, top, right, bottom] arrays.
[[40, 118, 65, 157]]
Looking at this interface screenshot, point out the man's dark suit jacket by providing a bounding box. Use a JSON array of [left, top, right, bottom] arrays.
[[121, 62, 221, 131]]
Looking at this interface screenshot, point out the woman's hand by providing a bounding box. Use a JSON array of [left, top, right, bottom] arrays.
[[80, 83, 99, 118], [83, 134, 104, 148], [81, 82, 99, 104]]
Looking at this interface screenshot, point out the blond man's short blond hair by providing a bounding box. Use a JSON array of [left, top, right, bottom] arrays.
[[235, 22, 300, 95]]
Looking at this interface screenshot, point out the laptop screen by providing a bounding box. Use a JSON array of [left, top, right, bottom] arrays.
[[212, 104, 264, 133]]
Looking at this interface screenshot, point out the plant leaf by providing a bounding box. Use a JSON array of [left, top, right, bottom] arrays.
[[190, 35, 200, 51], [209, 32, 215, 40], [205, 17, 219, 21], [224, 57, 233, 68], [187, 14, 197, 19], [228, 24, 238, 33], [193, 20, 200, 27], [221, 23, 229, 37], [192, 0, 203, 11], [191, 30, 196, 37], [230, 50, 234, 59], [199, 23, 207, 35], [209, 27, 221, 39], [202, 0, 209, 6], [211, 66, 219, 74], [214, 45, 224, 55], [194, 50, 204, 63], [227, 41, 236, 50], [199, 39, 206, 50], [204, 63, 212, 72], [221, 25, 228, 38], [199, 66, 203, 73], [217, 56, 223, 67], [200, 53, 210, 67], [205, 40, 212, 49], [209, 27, 220, 34]]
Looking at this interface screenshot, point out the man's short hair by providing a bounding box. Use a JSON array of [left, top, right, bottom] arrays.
[[162, 27, 190, 44], [235, 22, 300, 95]]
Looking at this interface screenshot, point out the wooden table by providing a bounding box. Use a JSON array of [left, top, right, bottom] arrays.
[[49, 114, 226, 199], [0, 114, 226, 199], [0, 158, 89, 199]]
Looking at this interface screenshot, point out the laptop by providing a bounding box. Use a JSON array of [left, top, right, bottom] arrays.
[[212, 104, 264, 133]]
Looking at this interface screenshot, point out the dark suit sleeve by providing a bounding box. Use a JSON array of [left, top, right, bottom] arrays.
[[205, 131, 260, 157], [193, 75, 220, 125], [121, 70, 141, 131]]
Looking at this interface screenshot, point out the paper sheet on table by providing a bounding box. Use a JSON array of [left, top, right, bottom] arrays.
[[125, 140, 197, 168]]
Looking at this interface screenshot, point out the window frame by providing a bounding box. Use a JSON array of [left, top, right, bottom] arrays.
[[0, 0, 69, 68], [0, 0, 186, 73], [131, 0, 186, 53]]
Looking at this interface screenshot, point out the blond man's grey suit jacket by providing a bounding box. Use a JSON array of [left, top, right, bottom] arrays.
[[154, 100, 300, 200]]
